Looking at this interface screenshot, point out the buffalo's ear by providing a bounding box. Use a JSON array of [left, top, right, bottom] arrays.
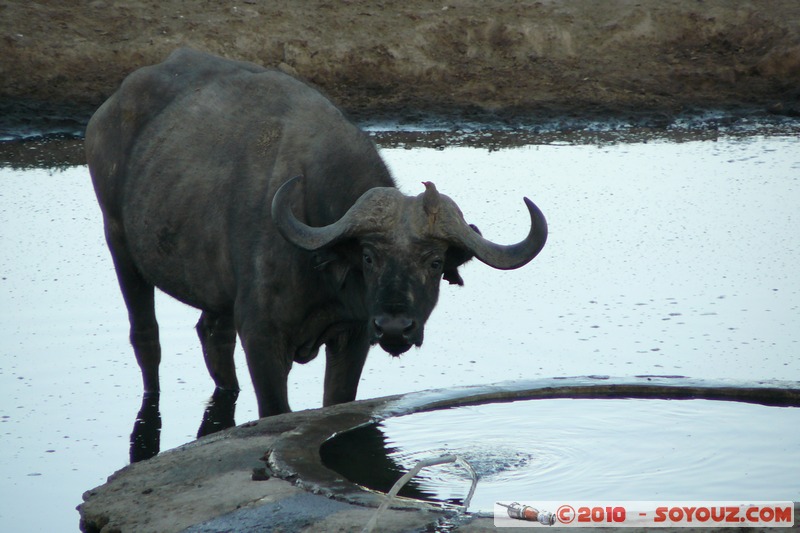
[[443, 224, 480, 285], [311, 248, 350, 290], [312, 240, 361, 289]]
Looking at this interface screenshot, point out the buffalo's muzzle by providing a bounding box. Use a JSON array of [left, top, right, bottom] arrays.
[[373, 315, 419, 356]]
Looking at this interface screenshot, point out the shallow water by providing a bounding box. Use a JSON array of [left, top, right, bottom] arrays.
[[323, 398, 800, 512], [1, 129, 799, 530]]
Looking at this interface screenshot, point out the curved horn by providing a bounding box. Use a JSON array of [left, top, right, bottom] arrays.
[[271, 176, 401, 250], [442, 196, 548, 270]]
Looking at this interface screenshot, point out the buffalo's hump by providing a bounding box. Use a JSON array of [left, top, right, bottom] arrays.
[[86, 47, 394, 313]]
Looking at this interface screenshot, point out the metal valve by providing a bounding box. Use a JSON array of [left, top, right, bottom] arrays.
[[497, 502, 556, 525]]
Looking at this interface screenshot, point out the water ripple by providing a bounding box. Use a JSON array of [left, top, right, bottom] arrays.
[[376, 399, 800, 510]]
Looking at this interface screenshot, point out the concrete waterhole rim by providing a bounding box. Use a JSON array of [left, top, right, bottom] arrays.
[[77, 375, 800, 532], [267, 375, 800, 514]]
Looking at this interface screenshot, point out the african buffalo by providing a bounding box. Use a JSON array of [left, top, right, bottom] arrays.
[[86, 48, 547, 427]]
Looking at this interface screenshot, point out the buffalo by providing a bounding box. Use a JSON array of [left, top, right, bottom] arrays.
[[86, 49, 547, 453]]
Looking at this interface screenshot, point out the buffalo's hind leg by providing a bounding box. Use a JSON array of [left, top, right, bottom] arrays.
[[196, 311, 239, 437], [104, 221, 164, 460], [105, 222, 162, 394]]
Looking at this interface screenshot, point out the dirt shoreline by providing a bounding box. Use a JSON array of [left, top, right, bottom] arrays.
[[2, 0, 800, 136]]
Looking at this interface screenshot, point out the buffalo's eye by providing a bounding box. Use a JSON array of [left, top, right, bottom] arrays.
[[430, 259, 443, 271], [363, 252, 374, 266]]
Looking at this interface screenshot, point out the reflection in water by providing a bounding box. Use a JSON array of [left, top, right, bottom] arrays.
[[320, 423, 438, 503], [197, 388, 239, 439], [129, 393, 161, 463], [130, 388, 239, 463]]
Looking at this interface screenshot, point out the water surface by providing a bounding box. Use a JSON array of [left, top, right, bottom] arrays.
[[322, 398, 800, 512], [1, 130, 799, 530]]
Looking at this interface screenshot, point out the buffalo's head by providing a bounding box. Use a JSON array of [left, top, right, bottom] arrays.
[[272, 177, 547, 356]]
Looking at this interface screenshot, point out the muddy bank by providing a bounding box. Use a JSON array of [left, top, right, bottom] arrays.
[[2, 0, 800, 135]]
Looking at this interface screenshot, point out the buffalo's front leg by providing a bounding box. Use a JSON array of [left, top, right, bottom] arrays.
[[237, 317, 293, 417], [323, 325, 371, 407]]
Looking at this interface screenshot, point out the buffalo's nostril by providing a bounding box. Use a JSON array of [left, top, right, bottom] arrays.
[[373, 316, 416, 340]]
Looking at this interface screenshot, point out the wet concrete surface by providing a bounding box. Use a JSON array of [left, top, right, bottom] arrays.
[[78, 394, 442, 533]]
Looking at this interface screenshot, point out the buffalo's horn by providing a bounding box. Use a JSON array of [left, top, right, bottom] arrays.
[[441, 195, 548, 270], [272, 176, 400, 250]]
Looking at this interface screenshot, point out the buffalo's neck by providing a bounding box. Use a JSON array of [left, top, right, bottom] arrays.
[[292, 319, 364, 364], [291, 300, 367, 364], [290, 265, 369, 363]]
